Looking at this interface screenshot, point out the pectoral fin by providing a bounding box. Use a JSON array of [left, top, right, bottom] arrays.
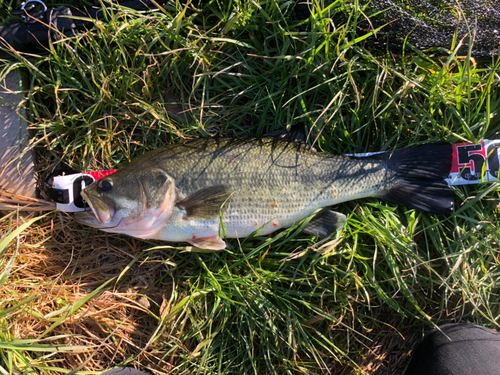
[[176, 185, 231, 219], [302, 210, 346, 238], [188, 235, 227, 250]]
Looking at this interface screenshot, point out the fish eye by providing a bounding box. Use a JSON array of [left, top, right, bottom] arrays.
[[98, 179, 113, 193]]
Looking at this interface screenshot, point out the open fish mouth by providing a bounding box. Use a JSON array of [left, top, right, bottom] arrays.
[[74, 191, 116, 228]]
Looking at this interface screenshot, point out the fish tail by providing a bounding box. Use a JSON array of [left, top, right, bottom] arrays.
[[382, 143, 454, 214]]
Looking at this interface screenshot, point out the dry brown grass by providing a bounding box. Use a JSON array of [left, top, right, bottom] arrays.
[[0, 189, 55, 211], [0, 211, 190, 373]]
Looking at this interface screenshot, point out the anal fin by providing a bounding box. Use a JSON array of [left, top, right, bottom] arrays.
[[187, 235, 227, 250], [302, 210, 346, 238]]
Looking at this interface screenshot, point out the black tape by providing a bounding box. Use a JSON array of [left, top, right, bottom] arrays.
[[44, 167, 78, 204], [44, 174, 70, 203]]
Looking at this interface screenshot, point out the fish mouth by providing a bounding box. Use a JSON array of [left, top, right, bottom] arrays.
[[77, 190, 115, 226]]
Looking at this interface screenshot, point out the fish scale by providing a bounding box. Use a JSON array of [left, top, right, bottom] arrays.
[[142, 139, 387, 233]]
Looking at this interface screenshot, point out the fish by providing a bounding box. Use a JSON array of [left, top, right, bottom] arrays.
[[75, 138, 454, 250]]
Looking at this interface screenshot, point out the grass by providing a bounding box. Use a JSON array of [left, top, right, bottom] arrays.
[[1, 0, 500, 374]]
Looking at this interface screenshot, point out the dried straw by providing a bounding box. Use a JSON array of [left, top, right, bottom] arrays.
[[0, 212, 181, 372], [0, 188, 56, 211]]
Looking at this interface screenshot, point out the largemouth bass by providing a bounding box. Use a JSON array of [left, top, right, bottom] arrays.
[[75, 138, 454, 250]]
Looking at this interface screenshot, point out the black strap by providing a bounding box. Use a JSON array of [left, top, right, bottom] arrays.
[[44, 168, 77, 204], [44, 174, 70, 204]]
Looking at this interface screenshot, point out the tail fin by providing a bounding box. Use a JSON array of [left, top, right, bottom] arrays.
[[382, 143, 454, 214]]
